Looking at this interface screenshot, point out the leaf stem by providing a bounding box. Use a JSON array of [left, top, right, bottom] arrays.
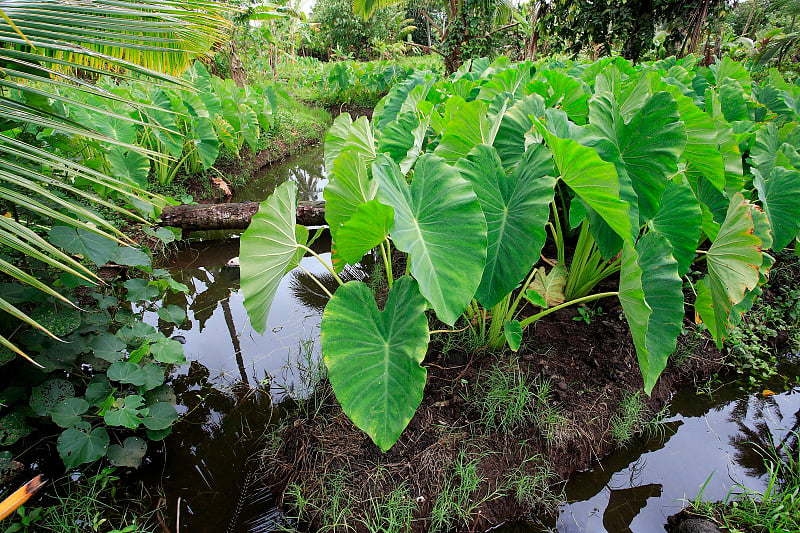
[[299, 244, 343, 285], [380, 239, 393, 289], [297, 264, 334, 299], [519, 291, 618, 328]]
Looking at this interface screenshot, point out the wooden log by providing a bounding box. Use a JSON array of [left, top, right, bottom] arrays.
[[159, 201, 326, 231]]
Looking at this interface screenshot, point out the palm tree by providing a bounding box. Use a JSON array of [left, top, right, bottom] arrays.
[[0, 0, 230, 362]]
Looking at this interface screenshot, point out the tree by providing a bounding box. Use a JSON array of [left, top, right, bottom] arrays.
[[0, 0, 229, 360]]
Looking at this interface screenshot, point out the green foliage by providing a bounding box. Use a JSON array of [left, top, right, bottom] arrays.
[[609, 391, 667, 446], [0, 262, 188, 469], [242, 54, 797, 452], [2, 468, 154, 533]]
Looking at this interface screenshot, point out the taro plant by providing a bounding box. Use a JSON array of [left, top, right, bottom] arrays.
[[241, 55, 799, 451]]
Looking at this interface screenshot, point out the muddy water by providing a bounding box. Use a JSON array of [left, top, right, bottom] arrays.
[[146, 147, 800, 532]]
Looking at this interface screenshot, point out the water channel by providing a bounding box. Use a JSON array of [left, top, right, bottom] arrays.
[[144, 144, 800, 532]]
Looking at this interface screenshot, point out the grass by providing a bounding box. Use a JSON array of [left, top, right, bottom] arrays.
[[608, 390, 668, 446], [285, 470, 354, 532], [429, 450, 503, 532], [505, 456, 562, 509], [689, 432, 800, 532], [466, 360, 572, 446], [284, 470, 419, 533], [3, 468, 153, 533]]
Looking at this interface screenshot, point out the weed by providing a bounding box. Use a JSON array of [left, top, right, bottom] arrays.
[[360, 483, 417, 533], [725, 252, 800, 386], [573, 304, 603, 324], [284, 470, 354, 532], [505, 456, 563, 508], [609, 391, 668, 446], [429, 450, 502, 532], [690, 432, 800, 532], [3, 467, 153, 533], [468, 359, 536, 433]]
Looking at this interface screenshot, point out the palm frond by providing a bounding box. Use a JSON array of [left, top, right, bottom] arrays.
[[0, 1, 232, 362]]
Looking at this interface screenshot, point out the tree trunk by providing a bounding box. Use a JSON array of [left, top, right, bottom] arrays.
[[159, 201, 326, 231]]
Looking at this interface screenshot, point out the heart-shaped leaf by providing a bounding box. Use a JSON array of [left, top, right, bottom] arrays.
[[334, 200, 394, 265], [374, 154, 487, 325], [150, 336, 185, 364], [241, 181, 304, 334], [143, 401, 178, 431], [455, 144, 556, 308], [51, 397, 89, 428], [49, 226, 116, 267], [695, 194, 766, 347], [30, 378, 75, 416], [108, 436, 147, 468], [754, 166, 800, 251], [321, 276, 429, 451], [503, 320, 523, 352], [528, 264, 567, 308], [650, 179, 703, 277], [107, 362, 148, 386], [535, 117, 632, 244], [90, 333, 125, 363], [104, 395, 148, 429], [157, 305, 187, 325], [57, 422, 109, 468]]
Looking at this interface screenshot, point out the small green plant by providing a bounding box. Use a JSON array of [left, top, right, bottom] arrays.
[[505, 456, 562, 508], [690, 432, 799, 533], [468, 360, 536, 433], [284, 470, 354, 532], [3, 468, 153, 533], [429, 450, 502, 532], [573, 304, 603, 324], [360, 483, 417, 533], [609, 391, 668, 446]]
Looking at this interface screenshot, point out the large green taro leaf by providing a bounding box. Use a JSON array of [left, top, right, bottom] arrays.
[[324, 113, 376, 171], [433, 100, 491, 164], [754, 166, 800, 251], [493, 94, 545, 172], [373, 154, 487, 325], [618, 232, 683, 394], [324, 150, 379, 234], [190, 117, 220, 171], [696, 193, 765, 348], [531, 70, 590, 124], [750, 123, 781, 178], [535, 118, 632, 243], [661, 84, 726, 191], [588, 91, 686, 221], [376, 111, 429, 174], [321, 276, 429, 451], [335, 200, 395, 265], [651, 180, 703, 276], [455, 144, 556, 308], [241, 181, 304, 334]]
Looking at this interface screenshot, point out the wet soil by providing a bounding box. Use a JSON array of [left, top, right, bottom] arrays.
[[260, 290, 729, 532]]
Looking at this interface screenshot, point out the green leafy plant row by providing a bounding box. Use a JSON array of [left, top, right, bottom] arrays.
[[46, 62, 285, 186], [241, 53, 800, 451]]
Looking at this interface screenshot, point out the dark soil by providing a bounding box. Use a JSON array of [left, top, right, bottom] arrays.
[[259, 287, 727, 532]]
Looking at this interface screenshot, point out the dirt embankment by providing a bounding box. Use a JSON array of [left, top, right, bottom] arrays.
[[259, 287, 729, 532]]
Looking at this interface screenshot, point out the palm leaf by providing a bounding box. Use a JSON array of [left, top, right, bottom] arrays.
[[0, 1, 231, 362]]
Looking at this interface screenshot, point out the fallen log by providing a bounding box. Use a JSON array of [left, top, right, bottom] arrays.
[[159, 201, 326, 231]]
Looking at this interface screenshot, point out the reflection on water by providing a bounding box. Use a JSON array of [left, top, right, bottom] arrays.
[[509, 368, 800, 533], [234, 144, 327, 203]]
